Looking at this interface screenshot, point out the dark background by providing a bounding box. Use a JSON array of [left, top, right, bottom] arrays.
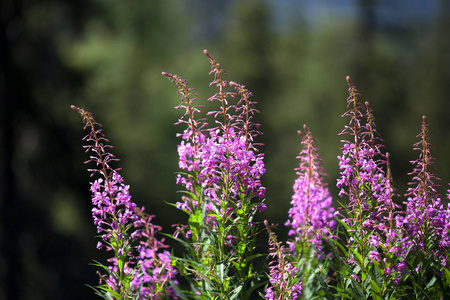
[[1, 0, 450, 299]]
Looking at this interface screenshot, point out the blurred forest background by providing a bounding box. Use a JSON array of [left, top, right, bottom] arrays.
[[1, 0, 450, 299]]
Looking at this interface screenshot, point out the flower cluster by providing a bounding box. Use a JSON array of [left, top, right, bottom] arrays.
[[335, 79, 404, 273], [164, 50, 266, 230], [176, 124, 265, 203], [163, 50, 266, 298], [131, 208, 178, 299], [329, 77, 450, 298], [265, 220, 303, 300], [285, 125, 334, 251], [72, 105, 176, 299], [166, 51, 266, 214], [336, 77, 392, 230], [90, 172, 138, 251], [401, 116, 450, 267], [74, 51, 450, 299]]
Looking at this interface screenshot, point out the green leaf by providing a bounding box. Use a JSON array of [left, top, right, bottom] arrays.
[[218, 262, 225, 282], [349, 279, 365, 299], [95, 284, 121, 299], [370, 279, 382, 300], [335, 217, 351, 232], [425, 275, 436, 290], [371, 259, 384, 279], [228, 284, 243, 300], [169, 280, 189, 300], [444, 268, 450, 286], [351, 249, 363, 266]]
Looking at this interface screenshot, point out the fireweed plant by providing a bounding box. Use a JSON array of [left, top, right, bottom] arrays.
[[265, 125, 335, 300], [324, 77, 450, 299], [162, 49, 267, 299], [74, 50, 450, 299], [72, 106, 177, 299]]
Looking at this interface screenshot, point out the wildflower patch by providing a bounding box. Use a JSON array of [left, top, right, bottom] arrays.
[[73, 50, 450, 299]]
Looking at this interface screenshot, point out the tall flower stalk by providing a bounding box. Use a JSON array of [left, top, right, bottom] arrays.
[[72, 106, 177, 299], [285, 125, 334, 253], [326, 77, 403, 299], [398, 115, 450, 297], [266, 125, 334, 299], [163, 50, 266, 299], [264, 220, 303, 300]]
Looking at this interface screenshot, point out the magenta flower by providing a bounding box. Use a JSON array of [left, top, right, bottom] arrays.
[[90, 172, 139, 250], [164, 50, 266, 230], [335, 78, 407, 288], [337, 80, 391, 229], [285, 125, 334, 251], [131, 209, 178, 299], [163, 51, 267, 298], [72, 105, 177, 299], [401, 116, 450, 267], [265, 221, 303, 300], [337, 78, 401, 241]]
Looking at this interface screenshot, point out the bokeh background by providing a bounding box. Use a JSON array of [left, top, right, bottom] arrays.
[[1, 0, 450, 299]]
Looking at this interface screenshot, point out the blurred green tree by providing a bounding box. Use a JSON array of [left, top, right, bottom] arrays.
[[0, 1, 98, 299]]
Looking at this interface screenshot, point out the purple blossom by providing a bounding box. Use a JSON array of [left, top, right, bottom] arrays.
[[163, 51, 267, 298], [348, 257, 356, 265], [131, 209, 178, 299], [369, 234, 380, 247], [285, 125, 334, 248], [351, 274, 360, 283], [265, 220, 303, 300], [72, 105, 177, 298], [368, 250, 380, 263], [335, 78, 411, 287], [164, 51, 266, 229], [90, 172, 139, 247], [401, 116, 450, 267], [405, 116, 440, 200], [337, 78, 400, 237]]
